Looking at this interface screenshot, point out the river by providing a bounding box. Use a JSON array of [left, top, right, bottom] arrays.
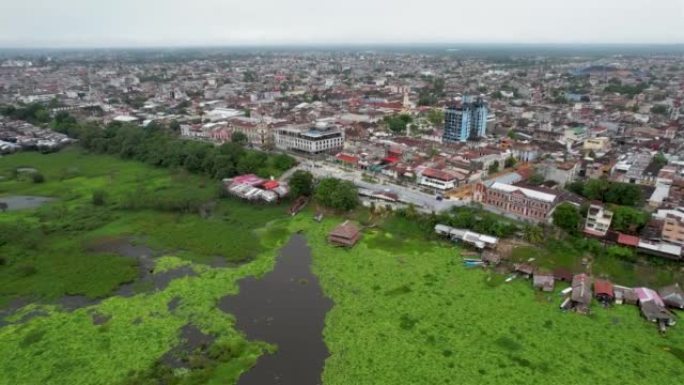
[[218, 234, 333, 385]]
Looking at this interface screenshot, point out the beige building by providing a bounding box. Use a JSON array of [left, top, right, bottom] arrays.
[[662, 213, 684, 246], [583, 137, 611, 153]]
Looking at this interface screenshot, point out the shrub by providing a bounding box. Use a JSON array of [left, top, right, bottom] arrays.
[[32, 172, 45, 184], [92, 190, 107, 206]]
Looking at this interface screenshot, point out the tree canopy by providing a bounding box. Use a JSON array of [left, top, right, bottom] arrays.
[[384, 114, 413, 134], [231, 131, 249, 146], [289, 170, 314, 198], [610, 205, 649, 234], [567, 179, 642, 207], [488, 161, 500, 175], [553, 203, 581, 235], [47, 113, 295, 180], [315, 178, 359, 211]]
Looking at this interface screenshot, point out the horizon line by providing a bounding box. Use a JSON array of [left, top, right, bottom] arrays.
[[1, 42, 684, 51]]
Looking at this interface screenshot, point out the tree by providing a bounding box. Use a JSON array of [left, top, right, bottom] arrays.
[[504, 156, 517, 169], [488, 161, 500, 175], [610, 206, 649, 234], [523, 224, 544, 244], [529, 173, 545, 186], [231, 131, 249, 146], [384, 114, 413, 134], [650, 104, 669, 115], [650, 152, 668, 172], [32, 172, 45, 184], [426, 109, 444, 126], [168, 120, 181, 132], [92, 190, 107, 206], [237, 151, 267, 175], [290, 170, 314, 197], [553, 203, 581, 235], [315, 178, 358, 211]]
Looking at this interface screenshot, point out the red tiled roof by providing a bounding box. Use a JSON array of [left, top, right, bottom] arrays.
[[617, 233, 640, 247], [422, 168, 457, 182], [336, 153, 359, 164], [594, 279, 614, 296]]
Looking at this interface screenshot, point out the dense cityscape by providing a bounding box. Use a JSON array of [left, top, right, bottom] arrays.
[[2, 44, 684, 385]]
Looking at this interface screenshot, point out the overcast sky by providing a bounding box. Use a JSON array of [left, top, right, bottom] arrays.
[[1, 0, 683, 47]]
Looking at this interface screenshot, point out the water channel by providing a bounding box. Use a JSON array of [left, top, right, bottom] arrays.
[[218, 234, 332, 385]]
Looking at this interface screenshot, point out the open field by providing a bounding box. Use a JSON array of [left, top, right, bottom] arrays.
[[1, 149, 683, 385]]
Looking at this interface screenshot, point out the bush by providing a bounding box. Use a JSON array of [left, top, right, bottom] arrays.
[[32, 172, 45, 184], [17, 264, 38, 277], [92, 190, 107, 206]]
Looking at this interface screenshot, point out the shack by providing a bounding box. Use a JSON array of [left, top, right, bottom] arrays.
[[434, 224, 499, 250], [659, 284, 684, 310], [571, 273, 593, 314], [594, 279, 615, 305], [481, 250, 502, 266], [514, 263, 536, 278], [533, 271, 555, 292], [328, 221, 362, 247], [553, 268, 573, 283], [614, 285, 638, 305], [639, 301, 677, 330]]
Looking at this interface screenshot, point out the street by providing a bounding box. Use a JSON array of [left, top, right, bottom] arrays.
[[286, 162, 466, 213]]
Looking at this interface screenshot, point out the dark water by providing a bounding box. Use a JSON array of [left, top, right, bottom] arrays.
[[0, 195, 54, 211], [218, 234, 333, 385]]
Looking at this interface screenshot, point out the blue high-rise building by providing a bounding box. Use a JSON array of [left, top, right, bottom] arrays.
[[443, 96, 488, 143]]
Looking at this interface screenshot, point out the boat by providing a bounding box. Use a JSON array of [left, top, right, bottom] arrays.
[[560, 287, 573, 296], [464, 260, 484, 268], [463, 258, 483, 263]]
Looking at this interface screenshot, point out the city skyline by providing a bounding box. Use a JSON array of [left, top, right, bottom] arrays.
[[1, 0, 684, 48]]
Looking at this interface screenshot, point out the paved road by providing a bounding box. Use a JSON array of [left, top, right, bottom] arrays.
[[291, 162, 466, 213]]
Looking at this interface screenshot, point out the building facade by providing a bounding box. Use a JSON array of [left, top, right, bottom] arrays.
[[474, 182, 558, 222], [584, 204, 613, 237], [662, 213, 684, 246], [419, 168, 459, 191], [443, 96, 488, 143], [275, 122, 344, 155]]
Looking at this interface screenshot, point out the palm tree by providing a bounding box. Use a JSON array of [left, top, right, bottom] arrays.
[[523, 224, 544, 244]]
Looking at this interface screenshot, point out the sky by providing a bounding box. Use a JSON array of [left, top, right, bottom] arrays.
[[1, 0, 683, 48]]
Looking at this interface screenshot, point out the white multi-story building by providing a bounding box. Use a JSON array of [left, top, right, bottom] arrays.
[[275, 122, 344, 155], [584, 204, 613, 237], [418, 168, 459, 191]]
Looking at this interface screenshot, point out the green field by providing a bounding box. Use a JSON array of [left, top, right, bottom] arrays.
[[1, 149, 683, 385]]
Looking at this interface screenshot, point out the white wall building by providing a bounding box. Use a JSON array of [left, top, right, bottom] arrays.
[[418, 168, 459, 191], [275, 122, 344, 155], [584, 204, 613, 237]]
